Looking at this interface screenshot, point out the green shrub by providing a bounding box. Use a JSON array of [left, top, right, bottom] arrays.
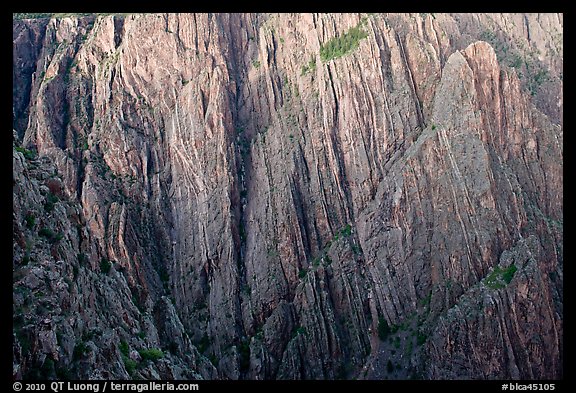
[[16, 329, 31, 354], [24, 213, 35, 229], [377, 317, 390, 340], [485, 264, 518, 289], [238, 340, 250, 371], [502, 265, 518, 284], [38, 227, 55, 239], [73, 342, 89, 360], [293, 326, 307, 337], [298, 268, 307, 279], [100, 258, 112, 274], [119, 340, 129, 357], [82, 331, 96, 341], [40, 357, 55, 378], [15, 146, 36, 160], [123, 357, 137, 375], [416, 332, 427, 346], [419, 293, 432, 307], [208, 354, 218, 366], [510, 54, 523, 69], [320, 23, 368, 62], [44, 193, 59, 212], [55, 366, 73, 379], [196, 333, 210, 353], [485, 267, 504, 289], [159, 269, 169, 283], [138, 348, 164, 362], [341, 224, 352, 237], [301, 57, 317, 76], [119, 340, 138, 374]]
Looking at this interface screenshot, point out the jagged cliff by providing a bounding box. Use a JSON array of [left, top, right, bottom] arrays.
[[13, 13, 562, 380]]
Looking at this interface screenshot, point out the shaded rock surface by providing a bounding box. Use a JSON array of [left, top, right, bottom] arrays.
[[13, 13, 562, 379]]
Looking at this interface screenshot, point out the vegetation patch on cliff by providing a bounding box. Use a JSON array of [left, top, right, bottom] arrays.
[[139, 348, 164, 362], [15, 146, 36, 160], [484, 264, 518, 289], [320, 20, 369, 62], [301, 57, 317, 76], [377, 317, 391, 340]]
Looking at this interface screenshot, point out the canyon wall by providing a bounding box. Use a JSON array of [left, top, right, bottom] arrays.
[[13, 13, 562, 379]]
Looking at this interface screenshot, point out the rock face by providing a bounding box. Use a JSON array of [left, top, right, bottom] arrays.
[[13, 13, 562, 380]]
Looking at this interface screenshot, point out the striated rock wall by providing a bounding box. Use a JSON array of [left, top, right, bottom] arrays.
[[13, 133, 218, 379], [13, 13, 562, 379]]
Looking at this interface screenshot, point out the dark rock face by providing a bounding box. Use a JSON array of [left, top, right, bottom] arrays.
[[13, 13, 562, 380]]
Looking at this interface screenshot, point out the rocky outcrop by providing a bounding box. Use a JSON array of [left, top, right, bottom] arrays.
[[13, 134, 218, 379], [13, 13, 562, 379]]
